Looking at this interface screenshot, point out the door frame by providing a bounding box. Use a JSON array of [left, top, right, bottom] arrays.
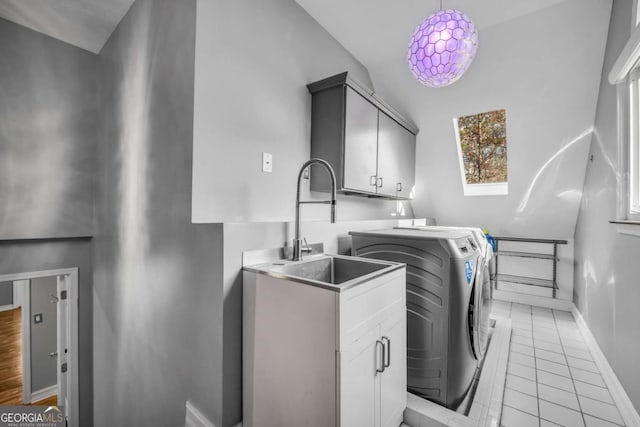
[[0, 268, 79, 427]]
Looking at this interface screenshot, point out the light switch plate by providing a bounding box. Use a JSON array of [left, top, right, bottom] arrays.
[[34, 313, 43, 324], [262, 152, 273, 173]]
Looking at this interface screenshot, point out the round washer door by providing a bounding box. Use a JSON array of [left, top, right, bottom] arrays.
[[475, 261, 492, 360], [470, 260, 491, 360]]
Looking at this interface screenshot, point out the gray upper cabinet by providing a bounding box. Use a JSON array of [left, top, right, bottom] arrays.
[[344, 87, 379, 194], [378, 111, 416, 198], [307, 72, 419, 200]]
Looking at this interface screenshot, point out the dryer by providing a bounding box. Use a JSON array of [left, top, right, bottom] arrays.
[[396, 226, 493, 361], [350, 228, 481, 409]]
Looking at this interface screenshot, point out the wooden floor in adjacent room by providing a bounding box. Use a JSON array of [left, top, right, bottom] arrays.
[[0, 307, 58, 407], [0, 307, 23, 405]]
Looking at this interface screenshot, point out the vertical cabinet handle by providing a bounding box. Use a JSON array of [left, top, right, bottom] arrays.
[[382, 336, 391, 368], [376, 340, 385, 373], [370, 175, 378, 187], [377, 177, 383, 188]]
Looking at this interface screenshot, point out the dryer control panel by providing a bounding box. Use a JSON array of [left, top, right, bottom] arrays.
[[453, 237, 479, 285], [454, 237, 477, 255]]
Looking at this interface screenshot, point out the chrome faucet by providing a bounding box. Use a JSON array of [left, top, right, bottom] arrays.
[[293, 158, 337, 261]]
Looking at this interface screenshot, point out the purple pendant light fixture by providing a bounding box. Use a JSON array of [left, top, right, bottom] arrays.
[[407, 2, 478, 88]]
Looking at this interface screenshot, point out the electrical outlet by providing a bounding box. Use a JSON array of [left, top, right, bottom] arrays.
[[262, 152, 273, 173], [34, 313, 43, 324]]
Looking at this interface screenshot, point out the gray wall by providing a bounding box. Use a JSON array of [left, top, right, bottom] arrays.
[[0, 14, 96, 425], [30, 276, 57, 392], [0, 281, 12, 306], [93, 0, 224, 425], [574, 0, 640, 410], [192, 0, 414, 224], [0, 238, 93, 426], [0, 17, 97, 239]]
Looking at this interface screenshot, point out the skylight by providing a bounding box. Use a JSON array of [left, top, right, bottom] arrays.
[[453, 109, 508, 196]]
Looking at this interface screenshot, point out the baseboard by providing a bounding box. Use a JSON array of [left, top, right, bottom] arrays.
[[571, 304, 640, 426], [0, 304, 16, 312], [493, 289, 572, 311], [185, 401, 216, 427], [30, 384, 56, 403], [470, 317, 512, 427]]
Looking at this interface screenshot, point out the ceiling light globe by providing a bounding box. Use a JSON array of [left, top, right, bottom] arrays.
[[407, 9, 478, 88]]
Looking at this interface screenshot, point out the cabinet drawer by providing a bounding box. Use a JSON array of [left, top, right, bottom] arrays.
[[339, 268, 405, 347]]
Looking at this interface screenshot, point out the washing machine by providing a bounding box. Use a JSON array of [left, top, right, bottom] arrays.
[[349, 228, 481, 409], [395, 226, 493, 361]]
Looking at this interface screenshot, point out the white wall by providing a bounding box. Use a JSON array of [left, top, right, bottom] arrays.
[[368, 0, 612, 239], [192, 0, 413, 224], [574, 0, 640, 410]]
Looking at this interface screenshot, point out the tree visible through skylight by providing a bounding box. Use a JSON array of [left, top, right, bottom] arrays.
[[456, 109, 507, 185]]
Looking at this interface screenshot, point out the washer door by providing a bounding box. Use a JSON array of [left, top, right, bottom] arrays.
[[469, 260, 491, 360]]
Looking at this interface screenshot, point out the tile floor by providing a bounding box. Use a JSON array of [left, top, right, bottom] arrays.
[[491, 300, 625, 427]]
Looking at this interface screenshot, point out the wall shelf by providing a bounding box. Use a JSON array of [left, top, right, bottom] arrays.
[[494, 237, 567, 299], [495, 250, 558, 261], [496, 274, 555, 289]]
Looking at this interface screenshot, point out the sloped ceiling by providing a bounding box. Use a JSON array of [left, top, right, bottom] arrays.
[[297, 0, 612, 239], [0, 0, 133, 53], [296, 0, 570, 77]]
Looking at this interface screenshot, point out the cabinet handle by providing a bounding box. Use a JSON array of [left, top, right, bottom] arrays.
[[370, 175, 377, 187], [382, 336, 391, 368], [396, 182, 402, 193], [376, 339, 385, 373], [377, 177, 383, 188]]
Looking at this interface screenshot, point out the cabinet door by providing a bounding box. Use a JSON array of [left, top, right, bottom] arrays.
[[340, 326, 381, 427], [343, 87, 379, 194], [379, 310, 407, 427], [377, 112, 416, 198]]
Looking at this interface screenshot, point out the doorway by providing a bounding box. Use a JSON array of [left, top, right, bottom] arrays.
[[0, 268, 79, 427]]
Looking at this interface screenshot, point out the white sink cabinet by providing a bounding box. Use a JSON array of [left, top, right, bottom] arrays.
[[243, 256, 407, 427]]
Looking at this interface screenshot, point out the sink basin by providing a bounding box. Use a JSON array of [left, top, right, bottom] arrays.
[[244, 254, 403, 291], [271, 256, 390, 284]]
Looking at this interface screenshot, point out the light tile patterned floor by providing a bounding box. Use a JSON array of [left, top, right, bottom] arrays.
[[491, 301, 625, 427]]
